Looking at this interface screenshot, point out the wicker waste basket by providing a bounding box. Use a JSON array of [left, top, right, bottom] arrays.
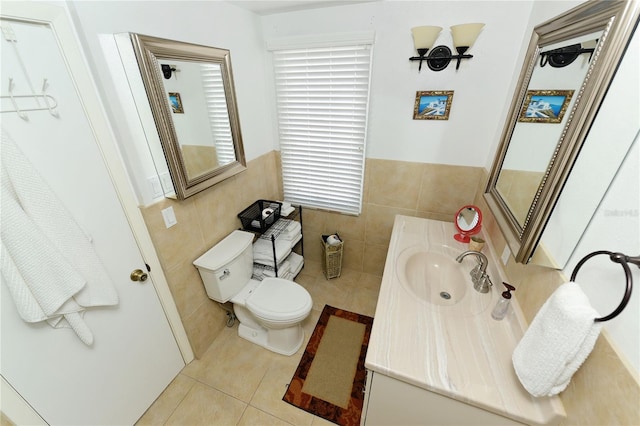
[[321, 234, 343, 279]]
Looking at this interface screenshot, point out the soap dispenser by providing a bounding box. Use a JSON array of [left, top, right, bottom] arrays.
[[491, 282, 516, 320]]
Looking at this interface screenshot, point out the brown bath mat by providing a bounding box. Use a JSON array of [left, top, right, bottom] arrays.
[[283, 305, 374, 426]]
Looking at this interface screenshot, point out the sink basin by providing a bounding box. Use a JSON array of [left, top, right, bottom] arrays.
[[365, 216, 566, 426], [396, 246, 467, 306], [395, 245, 493, 315]]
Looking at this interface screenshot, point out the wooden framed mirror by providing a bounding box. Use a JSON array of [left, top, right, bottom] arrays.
[[127, 33, 246, 200], [484, 0, 639, 265]]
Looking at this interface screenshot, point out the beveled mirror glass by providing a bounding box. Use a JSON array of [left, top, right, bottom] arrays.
[[129, 33, 246, 200], [484, 0, 639, 264]]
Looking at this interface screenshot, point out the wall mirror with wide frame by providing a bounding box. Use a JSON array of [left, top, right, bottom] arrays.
[[485, 0, 639, 266], [127, 33, 246, 200]]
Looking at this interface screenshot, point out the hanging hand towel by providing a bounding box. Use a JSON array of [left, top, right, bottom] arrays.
[[0, 130, 118, 345], [512, 281, 602, 397]]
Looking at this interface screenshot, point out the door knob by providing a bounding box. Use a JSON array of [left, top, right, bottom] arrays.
[[130, 269, 148, 282]]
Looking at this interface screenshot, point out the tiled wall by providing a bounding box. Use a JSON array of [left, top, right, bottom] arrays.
[[474, 171, 640, 426], [141, 151, 281, 357], [181, 145, 219, 178], [140, 152, 638, 423], [495, 169, 545, 225], [301, 158, 484, 276], [140, 154, 482, 356]]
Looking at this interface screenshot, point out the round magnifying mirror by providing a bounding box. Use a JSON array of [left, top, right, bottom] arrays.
[[454, 205, 482, 242]]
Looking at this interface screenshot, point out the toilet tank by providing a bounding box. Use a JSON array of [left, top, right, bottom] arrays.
[[193, 230, 254, 303]]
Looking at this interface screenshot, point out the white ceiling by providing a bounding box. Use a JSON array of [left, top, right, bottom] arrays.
[[227, 0, 378, 16]]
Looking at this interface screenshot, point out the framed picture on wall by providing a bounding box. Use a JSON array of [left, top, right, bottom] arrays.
[[413, 91, 454, 120], [168, 92, 184, 113], [518, 89, 574, 123]]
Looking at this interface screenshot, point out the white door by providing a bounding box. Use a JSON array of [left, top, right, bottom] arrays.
[[1, 5, 186, 425]]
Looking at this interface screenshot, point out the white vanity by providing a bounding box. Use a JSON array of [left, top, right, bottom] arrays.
[[362, 215, 565, 425]]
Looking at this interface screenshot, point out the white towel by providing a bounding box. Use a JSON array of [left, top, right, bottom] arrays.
[[278, 200, 295, 216], [287, 252, 304, 277], [270, 218, 299, 234], [0, 130, 118, 345], [271, 219, 301, 246], [252, 263, 276, 280], [280, 201, 292, 211], [281, 221, 302, 240], [281, 206, 295, 216], [276, 260, 291, 277], [286, 219, 300, 231], [512, 281, 602, 397], [253, 238, 291, 267]]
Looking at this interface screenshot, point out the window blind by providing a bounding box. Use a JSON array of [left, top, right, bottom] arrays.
[[201, 64, 235, 165], [272, 43, 372, 215]]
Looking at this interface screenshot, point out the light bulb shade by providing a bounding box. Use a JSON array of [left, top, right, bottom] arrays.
[[451, 23, 485, 48], [411, 26, 442, 50]]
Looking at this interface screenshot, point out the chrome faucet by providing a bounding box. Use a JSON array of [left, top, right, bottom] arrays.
[[456, 250, 493, 293]]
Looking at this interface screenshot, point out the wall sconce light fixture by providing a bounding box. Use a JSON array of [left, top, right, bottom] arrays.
[[409, 26, 442, 71], [410, 23, 485, 71], [539, 40, 597, 68], [161, 64, 177, 79]]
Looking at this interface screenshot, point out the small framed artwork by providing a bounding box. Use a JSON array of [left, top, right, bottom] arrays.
[[413, 91, 454, 120], [518, 89, 574, 123], [168, 92, 184, 114]]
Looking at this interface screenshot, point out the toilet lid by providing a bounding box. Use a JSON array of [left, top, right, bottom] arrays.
[[247, 277, 311, 320]]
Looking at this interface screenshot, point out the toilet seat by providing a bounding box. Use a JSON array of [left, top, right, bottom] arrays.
[[246, 277, 312, 323]]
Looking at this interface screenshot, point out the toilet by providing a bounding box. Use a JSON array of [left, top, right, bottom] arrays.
[[193, 230, 312, 355]]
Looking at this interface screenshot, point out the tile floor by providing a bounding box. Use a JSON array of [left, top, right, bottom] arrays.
[[136, 260, 381, 426]]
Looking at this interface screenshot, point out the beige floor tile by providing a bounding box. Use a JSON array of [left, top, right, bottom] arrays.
[[165, 382, 246, 426], [324, 271, 376, 316], [250, 355, 315, 426], [345, 286, 379, 318], [238, 406, 294, 426], [299, 259, 323, 276], [181, 326, 277, 402], [168, 268, 380, 426], [297, 308, 322, 355], [325, 267, 361, 286], [294, 271, 318, 288], [311, 414, 338, 426], [303, 277, 351, 312], [136, 374, 197, 425], [358, 272, 383, 291]]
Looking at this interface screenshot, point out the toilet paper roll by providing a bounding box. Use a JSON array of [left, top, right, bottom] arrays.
[[262, 208, 274, 219], [327, 234, 341, 246]]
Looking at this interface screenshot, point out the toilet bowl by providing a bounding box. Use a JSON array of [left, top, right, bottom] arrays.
[[193, 230, 312, 355]]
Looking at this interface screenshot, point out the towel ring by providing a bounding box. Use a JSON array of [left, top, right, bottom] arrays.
[[570, 250, 639, 322]]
